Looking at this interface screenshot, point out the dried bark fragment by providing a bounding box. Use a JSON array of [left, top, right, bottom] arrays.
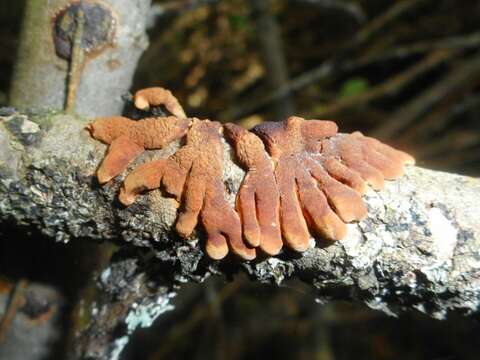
[[224, 123, 282, 255], [120, 119, 256, 261]]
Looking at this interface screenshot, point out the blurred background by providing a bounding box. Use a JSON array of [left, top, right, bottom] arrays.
[[1, 0, 480, 359]]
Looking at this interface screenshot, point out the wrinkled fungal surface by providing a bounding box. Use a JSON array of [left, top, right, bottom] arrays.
[[88, 87, 414, 260]]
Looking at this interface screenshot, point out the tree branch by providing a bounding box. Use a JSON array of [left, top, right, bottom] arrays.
[[1, 110, 479, 357], [9, 0, 152, 116]]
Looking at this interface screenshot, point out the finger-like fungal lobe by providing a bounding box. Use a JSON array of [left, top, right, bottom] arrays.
[[134, 87, 187, 118], [117, 119, 255, 261], [252, 117, 361, 251], [86, 115, 189, 183], [89, 87, 414, 260], [252, 116, 414, 251], [224, 123, 282, 256]]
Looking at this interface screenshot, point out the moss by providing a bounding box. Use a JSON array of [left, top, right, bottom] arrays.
[[27, 109, 72, 131]]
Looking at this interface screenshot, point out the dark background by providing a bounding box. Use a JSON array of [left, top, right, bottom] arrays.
[[1, 0, 480, 359]]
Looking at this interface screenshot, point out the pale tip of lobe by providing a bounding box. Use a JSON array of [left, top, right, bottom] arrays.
[[134, 96, 149, 110], [404, 154, 416, 165], [244, 230, 261, 248], [286, 237, 310, 252], [96, 168, 114, 185], [259, 240, 282, 256], [233, 247, 256, 261], [118, 188, 137, 206], [175, 222, 193, 239], [206, 242, 229, 260]]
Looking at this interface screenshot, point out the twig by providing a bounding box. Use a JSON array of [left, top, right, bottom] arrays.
[[2, 111, 480, 358], [352, 0, 427, 45], [65, 5, 85, 113], [224, 31, 480, 120], [361, 31, 480, 65], [0, 279, 28, 343], [313, 50, 451, 118], [250, 0, 295, 119], [372, 52, 480, 139], [10, 0, 150, 116], [288, 0, 366, 23], [398, 91, 480, 145], [150, 278, 243, 360], [222, 0, 430, 120]]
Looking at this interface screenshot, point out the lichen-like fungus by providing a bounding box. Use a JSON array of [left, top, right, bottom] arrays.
[[88, 87, 414, 260]]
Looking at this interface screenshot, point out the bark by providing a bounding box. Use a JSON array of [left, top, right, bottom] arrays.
[[5, 2, 152, 356], [1, 110, 480, 357], [0, 282, 64, 360], [9, 0, 151, 116]]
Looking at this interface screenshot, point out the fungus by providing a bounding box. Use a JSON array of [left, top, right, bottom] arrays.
[[224, 123, 282, 255], [88, 87, 414, 261], [133, 87, 186, 118], [322, 131, 415, 190], [118, 119, 255, 261], [252, 116, 414, 252], [86, 115, 189, 183]]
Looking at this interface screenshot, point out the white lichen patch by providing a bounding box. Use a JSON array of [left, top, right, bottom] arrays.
[[342, 223, 383, 270], [255, 257, 293, 285], [364, 188, 386, 217], [100, 268, 112, 284], [20, 119, 40, 134], [125, 293, 176, 333], [419, 262, 451, 287], [428, 207, 458, 262], [32, 114, 96, 168], [110, 336, 129, 360]]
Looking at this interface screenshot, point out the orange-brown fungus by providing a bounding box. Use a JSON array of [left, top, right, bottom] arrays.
[[134, 87, 186, 118], [251, 116, 413, 252], [252, 117, 353, 251], [89, 87, 414, 260], [320, 131, 415, 191], [119, 119, 255, 261], [224, 123, 282, 256], [87, 115, 189, 184]]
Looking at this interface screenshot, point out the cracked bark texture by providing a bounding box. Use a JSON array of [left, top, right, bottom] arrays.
[[1, 111, 480, 357]]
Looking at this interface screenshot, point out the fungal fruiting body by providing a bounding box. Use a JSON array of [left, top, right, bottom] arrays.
[[88, 87, 414, 260]]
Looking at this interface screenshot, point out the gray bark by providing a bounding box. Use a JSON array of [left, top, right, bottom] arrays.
[[1, 110, 480, 357], [9, 0, 151, 116], [0, 283, 64, 360]]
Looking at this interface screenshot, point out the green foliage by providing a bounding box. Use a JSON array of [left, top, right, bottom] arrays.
[[229, 14, 249, 30], [339, 77, 369, 98]]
